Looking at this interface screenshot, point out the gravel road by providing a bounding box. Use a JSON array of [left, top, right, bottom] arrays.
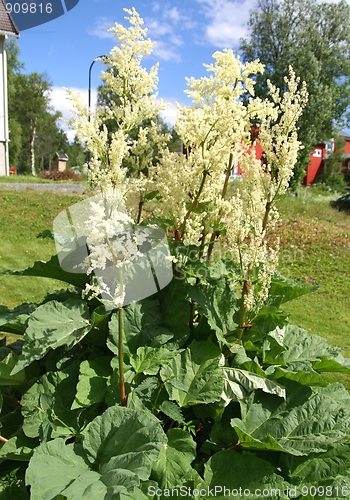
[[0, 183, 86, 194]]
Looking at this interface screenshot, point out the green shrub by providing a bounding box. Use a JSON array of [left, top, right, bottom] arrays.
[[313, 173, 348, 192]]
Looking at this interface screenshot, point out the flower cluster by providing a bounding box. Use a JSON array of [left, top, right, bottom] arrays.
[[66, 8, 168, 193], [80, 190, 144, 308], [66, 8, 307, 318]]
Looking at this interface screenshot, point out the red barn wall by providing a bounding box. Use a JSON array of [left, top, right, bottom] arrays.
[[305, 146, 326, 186]]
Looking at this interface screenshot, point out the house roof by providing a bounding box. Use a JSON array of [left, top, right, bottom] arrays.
[[56, 153, 69, 161], [339, 130, 350, 142], [0, 0, 19, 37]]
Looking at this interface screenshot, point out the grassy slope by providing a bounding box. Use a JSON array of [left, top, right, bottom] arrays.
[[275, 188, 350, 355], [0, 190, 84, 308]]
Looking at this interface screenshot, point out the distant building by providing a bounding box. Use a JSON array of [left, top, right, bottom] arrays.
[[304, 131, 350, 186], [54, 152, 69, 172], [0, 0, 19, 176]]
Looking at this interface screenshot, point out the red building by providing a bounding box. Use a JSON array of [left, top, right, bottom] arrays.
[[184, 130, 350, 185], [304, 131, 350, 186]]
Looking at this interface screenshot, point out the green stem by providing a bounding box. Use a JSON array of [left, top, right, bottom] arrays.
[[168, 420, 175, 430], [221, 153, 234, 200], [202, 118, 220, 147], [152, 382, 165, 413], [137, 199, 144, 224], [189, 225, 207, 329], [136, 158, 145, 224], [50, 411, 75, 434], [207, 153, 234, 261], [262, 201, 271, 232], [227, 440, 241, 451], [175, 170, 208, 246], [118, 306, 127, 406], [236, 282, 248, 340], [4, 393, 22, 407]]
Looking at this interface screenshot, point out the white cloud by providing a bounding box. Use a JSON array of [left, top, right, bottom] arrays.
[[152, 40, 182, 62], [50, 86, 97, 143], [160, 100, 179, 127], [145, 17, 183, 62], [146, 18, 173, 37], [195, 0, 256, 47], [168, 7, 181, 23], [88, 16, 114, 39], [145, 4, 200, 63], [170, 34, 183, 47], [152, 2, 161, 12]]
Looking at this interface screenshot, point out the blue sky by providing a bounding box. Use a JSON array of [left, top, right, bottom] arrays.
[[14, 0, 256, 140]]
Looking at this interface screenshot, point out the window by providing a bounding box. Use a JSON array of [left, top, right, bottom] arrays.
[[325, 141, 334, 153], [313, 149, 322, 157]]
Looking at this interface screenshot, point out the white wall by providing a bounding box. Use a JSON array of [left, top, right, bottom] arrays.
[[0, 35, 9, 176]]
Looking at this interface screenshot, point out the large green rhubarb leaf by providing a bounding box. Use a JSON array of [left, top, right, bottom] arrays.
[[72, 357, 113, 409], [11, 300, 92, 374], [187, 279, 238, 343], [221, 367, 285, 405], [0, 303, 35, 334], [268, 273, 314, 308], [161, 279, 190, 348], [108, 299, 173, 356], [26, 406, 167, 500], [160, 340, 224, 407], [82, 405, 166, 468], [265, 365, 329, 387], [21, 359, 79, 440], [263, 325, 350, 386], [0, 351, 27, 386], [3, 254, 87, 288], [129, 347, 179, 376], [314, 383, 350, 410], [281, 326, 342, 365], [231, 386, 350, 456], [0, 432, 38, 461], [26, 438, 89, 500], [280, 441, 350, 483], [200, 450, 290, 499], [313, 355, 350, 374], [151, 429, 196, 488], [262, 325, 337, 367]]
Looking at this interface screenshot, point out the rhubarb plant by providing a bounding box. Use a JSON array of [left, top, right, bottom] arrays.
[[1, 8, 350, 500]]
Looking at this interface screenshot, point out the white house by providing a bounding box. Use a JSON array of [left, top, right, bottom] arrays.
[[0, 0, 19, 176]]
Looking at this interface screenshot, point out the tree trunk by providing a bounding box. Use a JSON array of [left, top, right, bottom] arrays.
[[30, 122, 36, 176]]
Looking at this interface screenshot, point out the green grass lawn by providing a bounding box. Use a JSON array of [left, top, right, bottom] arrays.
[[275, 188, 350, 352], [0, 186, 349, 384], [0, 189, 84, 309], [0, 175, 85, 184]]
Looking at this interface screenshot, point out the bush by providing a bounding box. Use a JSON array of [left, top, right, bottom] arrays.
[[313, 173, 348, 192], [39, 169, 81, 181]]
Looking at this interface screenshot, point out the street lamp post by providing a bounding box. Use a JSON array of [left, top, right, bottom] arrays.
[[88, 55, 107, 121]]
